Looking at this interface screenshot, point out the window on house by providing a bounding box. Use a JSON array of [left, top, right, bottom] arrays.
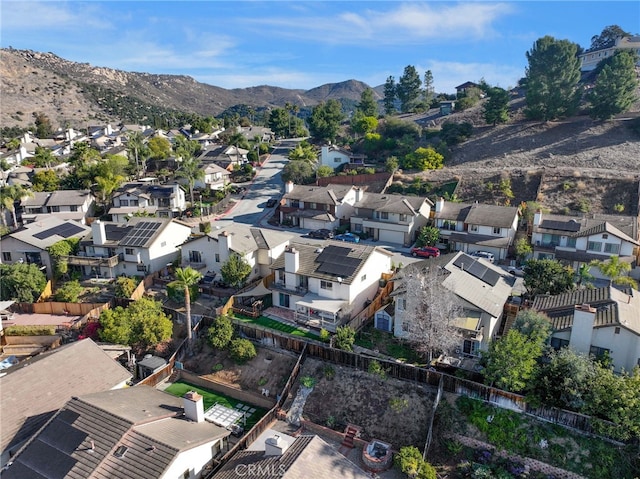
[[470, 225, 478, 232], [334, 157, 341, 163], [399, 214, 407, 222], [379, 211, 389, 220], [361, 274, 367, 281], [308, 202, 316, 209], [604, 243, 620, 254], [159, 211, 169, 218], [278, 270, 285, 282], [590, 345, 610, 358], [70, 205, 78, 212], [567, 237, 577, 248], [189, 251, 202, 263], [131, 200, 139, 206], [463, 339, 480, 356], [587, 241, 602, 252], [279, 293, 290, 308], [49, 206, 60, 212], [320, 280, 332, 290], [2, 252, 11, 261], [493, 227, 501, 235], [120, 200, 129, 206], [602, 234, 608, 239], [215, 254, 220, 263], [615, 327, 621, 334], [401, 321, 410, 332], [125, 248, 134, 255], [550, 337, 569, 350], [354, 223, 362, 232], [291, 200, 300, 208]]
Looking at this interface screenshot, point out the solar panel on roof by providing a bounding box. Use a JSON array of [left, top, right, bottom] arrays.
[[539, 220, 581, 232], [316, 245, 361, 277], [453, 254, 501, 287], [120, 221, 162, 246], [33, 222, 85, 240], [40, 418, 87, 454], [17, 439, 77, 478]]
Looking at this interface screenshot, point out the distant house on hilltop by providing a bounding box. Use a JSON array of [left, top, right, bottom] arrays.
[[579, 35, 640, 71]]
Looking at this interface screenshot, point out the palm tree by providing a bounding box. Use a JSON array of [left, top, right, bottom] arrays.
[[126, 131, 148, 178], [176, 156, 204, 207], [169, 267, 203, 343], [590, 255, 637, 289], [575, 263, 594, 288], [94, 172, 125, 211], [1, 185, 34, 227]]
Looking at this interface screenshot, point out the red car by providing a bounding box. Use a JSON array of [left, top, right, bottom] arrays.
[[410, 246, 441, 258]]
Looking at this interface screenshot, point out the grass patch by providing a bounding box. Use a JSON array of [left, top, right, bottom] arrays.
[[356, 326, 424, 365], [233, 314, 320, 340], [164, 380, 267, 430]]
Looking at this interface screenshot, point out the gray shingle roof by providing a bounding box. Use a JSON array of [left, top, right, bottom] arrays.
[[436, 202, 518, 228], [284, 184, 355, 204], [0, 339, 132, 458], [354, 193, 432, 215], [7, 217, 91, 250]]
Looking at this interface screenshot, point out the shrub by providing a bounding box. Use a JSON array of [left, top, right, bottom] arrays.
[[115, 276, 138, 298], [613, 203, 625, 213], [319, 328, 330, 343], [323, 365, 335, 379], [300, 375, 317, 388], [326, 415, 336, 428], [212, 363, 224, 372], [228, 338, 256, 364], [368, 359, 387, 379], [389, 397, 409, 412], [208, 314, 234, 350], [334, 325, 356, 351], [199, 221, 212, 233], [54, 280, 83, 302], [4, 325, 56, 336]]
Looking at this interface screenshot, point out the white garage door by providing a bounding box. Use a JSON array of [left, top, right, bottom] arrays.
[[303, 219, 328, 231], [379, 229, 405, 245]]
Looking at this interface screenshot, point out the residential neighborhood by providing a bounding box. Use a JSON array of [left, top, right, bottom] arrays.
[[1, 22, 640, 479]]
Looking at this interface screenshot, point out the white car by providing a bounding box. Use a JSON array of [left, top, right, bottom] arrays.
[[470, 251, 495, 263]]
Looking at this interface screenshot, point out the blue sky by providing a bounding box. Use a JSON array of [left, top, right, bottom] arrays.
[[2, 1, 638, 93]]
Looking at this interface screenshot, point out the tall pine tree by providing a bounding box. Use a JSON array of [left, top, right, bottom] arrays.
[[589, 50, 639, 120], [383, 76, 397, 115], [397, 65, 422, 113]]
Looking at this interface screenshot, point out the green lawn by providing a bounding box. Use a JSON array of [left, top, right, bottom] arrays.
[[164, 380, 267, 429], [233, 314, 321, 340]]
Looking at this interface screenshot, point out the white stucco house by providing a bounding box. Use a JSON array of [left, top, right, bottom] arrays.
[[20, 189, 95, 224], [109, 182, 186, 222], [392, 252, 514, 356], [269, 241, 393, 331], [319, 145, 367, 170], [66, 217, 192, 278], [532, 286, 640, 374], [579, 35, 640, 71], [433, 198, 519, 261], [180, 224, 293, 283]]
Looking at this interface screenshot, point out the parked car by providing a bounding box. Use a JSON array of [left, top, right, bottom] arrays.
[[308, 228, 334, 239], [507, 265, 525, 277], [470, 251, 495, 263], [265, 198, 279, 208], [410, 246, 440, 258], [334, 232, 360, 243]]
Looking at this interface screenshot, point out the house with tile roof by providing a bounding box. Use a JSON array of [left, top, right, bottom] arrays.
[[109, 182, 186, 222], [532, 286, 640, 373], [392, 252, 515, 355], [269, 241, 393, 331], [350, 188, 433, 245], [0, 339, 132, 467], [433, 197, 519, 261], [20, 190, 95, 224], [319, 144, 367, 170], [180, 224, 293, 282], [64, 217, 192, 278], [3, 386, 230, 479], [279, 182, 358, 231], [0, 217, 91, 279], [531, 211, 640, 280], [213, 428, 368, 479]]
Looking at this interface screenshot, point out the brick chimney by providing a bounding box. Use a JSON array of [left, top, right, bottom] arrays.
[[92, 220, 107, 246], [569, 304, 596, 354], [284, 246, 299, 273], [183, 391, 205, 423]]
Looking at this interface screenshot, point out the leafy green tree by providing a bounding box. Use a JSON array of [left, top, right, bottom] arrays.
[[589, 50, 639, 120], [115, 276, 138, 298], [590, 25, 631, 50], [47, 238, 79, 279], [99, 297, 172, 349], [287, 143, 317, 163], [402, 147, 443, 171], [308, 100, 344, 143], [229, 338, 257, 364], [268, 108, 290, 138], [456, 86, 483, 110], [416, 226, 440, 247], [397, 65, 422, 113], [334, 325, 356, 351], [168, 267, 203, 342], [524, 36, 581, 120], [575, 263, 594, 288], [395, 445, 436, 479], [54, 280, 83, 302], [221, 253, 252, 289], [147, 136, 172, 160], [32, 169, 60, 192], [385, 156, 399, 173], [94, 171, 125, 210], [126, 131, 149, 178], [282, 160, 314, 184], [523, 258, 574, 296], [5, 138, 21, 151], [208, 314, 234, 350], [590, 254, 637, 288], [512, 309, 552, 346], [356, 88, 379, 117], [383, 76, 397, 115], [514, 237, 532, 263], [351, 113, 378, 136], [483, 87, 510, 125], [483, 329, 543, 392], [316, 165, 334, 177], [68, 141, 101, 169], [0, 263, 47, 302]]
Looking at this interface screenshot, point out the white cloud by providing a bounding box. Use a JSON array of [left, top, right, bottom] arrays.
[[1, 1, 110, 30]]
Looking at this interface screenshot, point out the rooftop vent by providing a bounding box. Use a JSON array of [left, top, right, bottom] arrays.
[[114, 445, 128, 458]]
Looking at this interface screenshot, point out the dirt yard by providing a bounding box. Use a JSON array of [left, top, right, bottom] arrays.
[[293, 358, 437, 449], [183, 343, 298, 395]]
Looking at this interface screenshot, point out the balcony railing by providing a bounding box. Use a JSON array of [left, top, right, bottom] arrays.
[[270, 281, 308, 295], [535, 241, 560, 250], [63, 254, 120, 268]]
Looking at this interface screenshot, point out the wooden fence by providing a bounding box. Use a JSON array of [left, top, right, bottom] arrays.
[[12, 301, 109, 316], [345, 280, 394, 331]]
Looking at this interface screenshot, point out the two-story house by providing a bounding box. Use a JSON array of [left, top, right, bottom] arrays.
[[269, 242, 393, 331], [578, 35, 640, 71], [200, 163, 231, 191], [433, 198, 519, 261], [20, 190, 95, 224], [0, 217, 91, 279], [3, 386, 230, 479], [319, 145, 367, 170], [350, 189, 433, 245], [531, 211, 639, 280], [532, 286, 640, 374], [109, 182, 186, 222], [392, 252, 514, 355], [66, 217, 192, 278], [180, 224, 293, 282]]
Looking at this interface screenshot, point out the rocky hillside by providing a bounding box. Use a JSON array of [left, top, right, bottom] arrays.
[[0, 48, 377, 129]]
